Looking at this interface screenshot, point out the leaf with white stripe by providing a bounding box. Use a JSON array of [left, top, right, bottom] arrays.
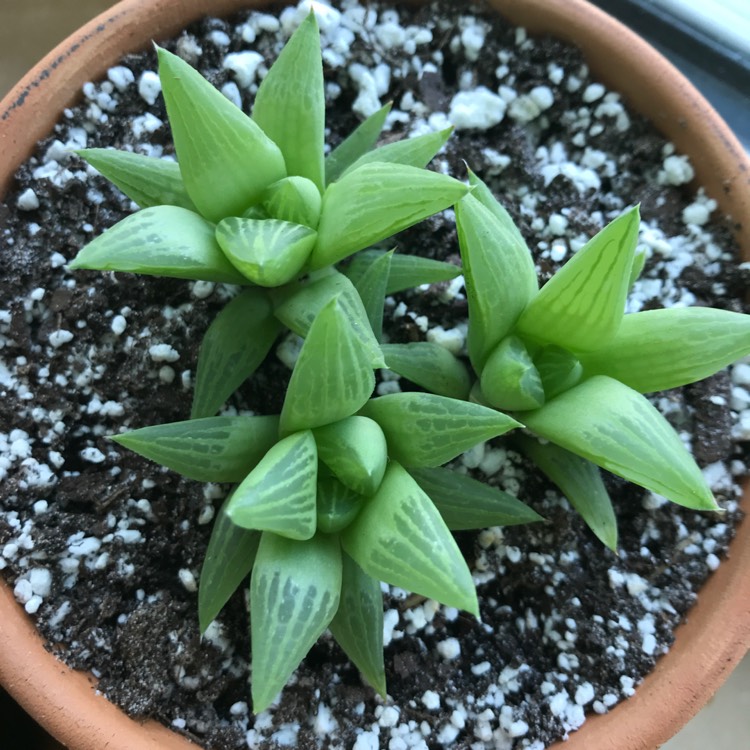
[[272, 270, 384, 369], [191, 288, 282, 419], [111, 415, 279, 482], [226, 431, 318, 540], [311, 163, 469, 269], [456, 192, 538, 371], [77, 148, 196, 211], [516, 206, 640, 352], [280, 297, 376, 434], [198, 492, 261, 632], [522, 376, 719, 511], [329, 553, 386, 696], [215, 217, 317, 287], [69, 206, 248, 284], [381, 342, 472, 400], [579, 307, 750, 393], [352, 250, 392, 342], [341, 462, 478, 614], [157, 46, 286, 222], [516, 436, 617, 549], [250, 532, 342, 713], [252, 12, 325, 192], [360, 393, 521, 467], [314, 416, 388, 496]]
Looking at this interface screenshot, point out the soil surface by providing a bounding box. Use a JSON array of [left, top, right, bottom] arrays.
[[0, 1, 748, 749]]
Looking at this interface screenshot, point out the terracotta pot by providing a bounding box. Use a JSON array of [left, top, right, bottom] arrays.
[[1, 1, 748, 749]]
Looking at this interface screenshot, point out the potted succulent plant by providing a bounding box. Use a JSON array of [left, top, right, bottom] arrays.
[[3, 3, 748, 748]]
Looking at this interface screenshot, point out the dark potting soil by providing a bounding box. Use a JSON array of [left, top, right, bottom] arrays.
[[0, 1, 747, 748]]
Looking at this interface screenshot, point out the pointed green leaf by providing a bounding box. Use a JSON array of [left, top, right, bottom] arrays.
[[409, 466, 543, 530], [329, 554, 386, 696], [381, 342, 471, 400], [516, 436, 617, 550], [198, 492, 261, 632], [316, 476, 366, 534], [272, 270, 385, 369], [157, 46, 285, 222], [77, 149, 196, 211], [480, 335, 545, 411], [252, 12, 325, 192], [311, 163, 470, 269], [455, 193, 538, 371], [341, 462, 478, 614], [314, 416, 388, 496], [227, 430, 318, 540], [69, 206, 248, 284], [516, 206, 640, 352], [533, 345, 583, 400], [629, 247, 647, 289], [522, 376, 718, 510], [341, 127, 453, 176], [111, 415, 279, 482], [579, 307, 750, 393], [343, 249, 461, 295], [191, 289, 281, 419], [352, 250, 392, 342], [215, 217, 316, 287], [325, 102, 392, 186], [280, 297, 376, 434], [250, 532, 342, 712], [360, 393, 522, 467], [262, 176, 322, 228]]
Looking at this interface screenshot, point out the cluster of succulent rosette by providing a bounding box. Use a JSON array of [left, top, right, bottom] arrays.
[[70, 14, 750, 711]]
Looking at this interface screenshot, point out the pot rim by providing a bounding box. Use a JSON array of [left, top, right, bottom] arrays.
[[1, 1, 749, 749]]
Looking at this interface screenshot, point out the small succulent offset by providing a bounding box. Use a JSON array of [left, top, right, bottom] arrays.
[[70, 12, 469, 420], [112, 294, 538, 711], [387, 170, 750, 550], [66, 14, 542, 711]]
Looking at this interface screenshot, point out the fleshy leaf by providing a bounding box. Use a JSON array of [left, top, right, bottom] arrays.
[[252, 12, 325, 192], [250, 532, 342, 712], [311, 163, 469, 269], [324, 102, 392, 186], [455, 193, 538, 371], [578, 307, 750, 393], [381, 342, 472, 400], [215, 217, 316, 287], [262, 176, 322, 228], [111, 415, 279, 482], [191, 288, 282, 419], [280, 297, 376, 434], [480, 335, 545, 411], [629, 247, 647, 289], [198, 492, 261, 632], [272, 270, 384, 368], [76, 149, 196, 211], [314, 416, 388, 496], [343, 249, 461, 294], [515, 206, 640, 352], [329, 553, 386, 696], [360, 393, 522, 467], [516, 436, 617, 550], [533, 345, 583, 400], [341, 127, 453, 176], [227, 430, 318, 540], [316, 476, 365, 534], [69, 206, 248, 284], [409, 467, 543, 530], [341, 462, 478, 614], [522, 375, 718, 510], [352, 250, 392, 341], [157, 46, 285, 222]]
